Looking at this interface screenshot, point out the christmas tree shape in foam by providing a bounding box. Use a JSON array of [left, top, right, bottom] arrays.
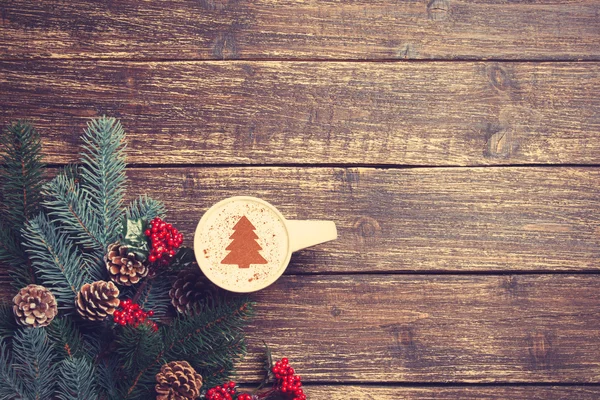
[[221, 215, 268, 268]]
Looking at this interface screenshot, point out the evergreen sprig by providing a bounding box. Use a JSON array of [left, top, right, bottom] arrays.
[[0, 340, 27, 400], [56, 357, 98, 400], [0, 117, 256, 399], [80, 116, 127, 250], [11, 328, 57, 400], [97, 355, 121, 400], [0, 304, 18, 342], [47, 317, 89, 361], [134, 275, 173, 319], [0, 220, 31, 289], [0, 121, 45, 232], [42, 169, 103, 251], [22, 213, 90, 310], [122, 297, 254, 397], [117, 324, 163, 373], [42, 169, 108, 281], [126, 195, 166, 221], [0, 121, 46, 289]]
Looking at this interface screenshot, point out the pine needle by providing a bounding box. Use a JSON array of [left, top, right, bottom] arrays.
[[56, 357, 98, 400], [126, 195, 166, 221], [80, 116, 127, 250], [12, 328, 57, 400], [0, 121, 46, 288], [22, 213, 91, 310]]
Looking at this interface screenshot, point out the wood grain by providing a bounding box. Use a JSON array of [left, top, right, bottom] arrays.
[[2, 274, 600, 383], [3, 166, 594, 279], [302, 385, 600, 399], [1, 1, 599, 60], [1, 61, 599, 166], [121, 166, 599, 274], [237, 274, 600, 382]]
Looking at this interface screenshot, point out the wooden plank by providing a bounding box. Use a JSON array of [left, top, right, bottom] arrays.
[[1, 61, 599, 166], [2, 275, 600, 382], [237, 275, 600, 382], [302, 385, 600, 399], [1, 1, 599, 60], [128, 166, 600, 273], [0, 166, 593, 277]]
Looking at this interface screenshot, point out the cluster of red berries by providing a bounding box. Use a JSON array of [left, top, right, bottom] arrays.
[[205, 381, 239, 400], [144, 217, 183, 265], [206, 359, 305, 400], [272, 358, 305, 400], [112, 299, 158, 332]]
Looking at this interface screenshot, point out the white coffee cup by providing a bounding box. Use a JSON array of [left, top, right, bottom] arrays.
[[194, 196, 337, 292]]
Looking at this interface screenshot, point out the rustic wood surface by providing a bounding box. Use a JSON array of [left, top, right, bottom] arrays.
[[236, 274, 600, 382], [0, 61, 599, 166], [1, 0, 599, 397], [1, 0, 599, 60], [107, 167, 600, 273], [302, 386, 600, 399]]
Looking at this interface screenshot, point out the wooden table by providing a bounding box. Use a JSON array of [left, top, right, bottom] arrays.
[[1, 1, 600, 398]]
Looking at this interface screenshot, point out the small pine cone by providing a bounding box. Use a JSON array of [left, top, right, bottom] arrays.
[[75, 281, 120, 321], [13, 284, 58, 328], [106, 242, 149, 286], [169, 269, 215, 315], [155, 361, 203, 400]]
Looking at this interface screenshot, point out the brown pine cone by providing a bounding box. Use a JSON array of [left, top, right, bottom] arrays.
[[75, 281, 120, 321], [169, 269, 215, 315], [155, 360, 203, 400], [105, 242, 149, 286], [13, 284, 58, 328]]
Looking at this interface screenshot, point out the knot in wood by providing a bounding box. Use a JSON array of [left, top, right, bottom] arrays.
[[528, 331, 556, 370], [353, 216, 381, 241], [488, 65, 511, 91], [427, 0, 449, 21]]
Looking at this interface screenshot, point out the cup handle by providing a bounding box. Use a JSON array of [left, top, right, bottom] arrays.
[[285, 220, 337, 253]]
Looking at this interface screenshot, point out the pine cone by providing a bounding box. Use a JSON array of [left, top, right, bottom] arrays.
[[155, 361, 203, 400], [75, 281, 120, 321], [169, 269, 215, 315], [13, 284, 58, 328], [106, 242, 149, 286]]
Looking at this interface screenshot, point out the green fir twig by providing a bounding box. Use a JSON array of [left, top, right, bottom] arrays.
[[0, 121, 46, 288], [79, 116, 127, 250]]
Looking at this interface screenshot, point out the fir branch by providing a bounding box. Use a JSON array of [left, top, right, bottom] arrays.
[[56, 357, 98, 400], [0, 219, 26, 268], [0, 219, 31, 289], [12, 327, 57, 400], [134, 275, 173, 319], [117, 325, 164, 400], [125, 297, 254, 396], [0, 340, 27, 400], [0, 121, 45, 289], [117, 325, 163, 373], [82, 249, 108, 282], [42, 169, 108, 281], [126, 195, 166, 221], [0, 121, 45, 232], [97, 356, 121, 400], [79, 116, 127, 250], [42, 169, 103, 251], [164, 297, 253, 360], [188, 340, 245, 388], [22, 213, 90, 310], [47, 317, 89, 360], [0, 303, 18, 342]]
